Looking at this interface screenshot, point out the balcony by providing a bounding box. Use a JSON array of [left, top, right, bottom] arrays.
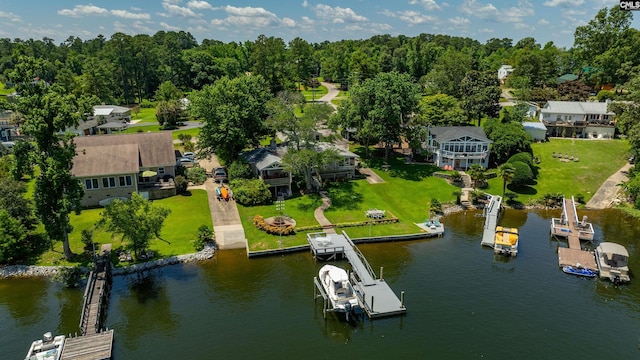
[[436, 150, 486, 159], [260, 172, 291, 187]]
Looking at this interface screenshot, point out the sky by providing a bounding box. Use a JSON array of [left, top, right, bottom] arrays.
[[0, 0, 638, 48]]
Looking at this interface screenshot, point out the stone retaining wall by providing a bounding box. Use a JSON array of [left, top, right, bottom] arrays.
[[0, 246, 216, 279]]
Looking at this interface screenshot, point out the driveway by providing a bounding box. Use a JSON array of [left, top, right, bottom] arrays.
[[318, 82, 340, 109], [585, 162, 632, 209]]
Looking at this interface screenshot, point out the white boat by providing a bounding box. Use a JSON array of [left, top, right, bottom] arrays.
[[25, 332, 65, 360], [493, 226, 518, 256], [595, 242, 631, 284], [318, 264, 360, 320]]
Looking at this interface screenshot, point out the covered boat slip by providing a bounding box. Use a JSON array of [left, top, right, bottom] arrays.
[[308, 232, 406, 318]]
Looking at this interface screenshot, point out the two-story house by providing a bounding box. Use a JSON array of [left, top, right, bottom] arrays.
[[72, 132, 176, 207], [539, 101, 615, 139], [425, 126, 491, 170], [498, 65, 514, 84]]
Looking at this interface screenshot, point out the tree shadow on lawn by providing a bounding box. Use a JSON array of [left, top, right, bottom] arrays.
[[292, 192, 323, 212], [325, 182, 363, 210], [353, 148, 438, 181], [508, 184, 537, 195]]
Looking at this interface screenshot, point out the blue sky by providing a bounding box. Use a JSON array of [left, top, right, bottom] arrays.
[[0, 0, 637, 48]]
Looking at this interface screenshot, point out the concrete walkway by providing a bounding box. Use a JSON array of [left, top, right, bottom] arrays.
[[585, 162, 632, 209], [359, 167, 385, 184], [317, 82, 340, 109], [197, 156, 247, 249]]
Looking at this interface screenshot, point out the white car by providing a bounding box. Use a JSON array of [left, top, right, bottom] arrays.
[[182, 151, 196, 159], [177, 157, 197, 167]]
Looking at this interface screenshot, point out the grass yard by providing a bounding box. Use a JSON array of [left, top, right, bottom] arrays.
[[301, 86, 328, 101], [37, 190, 212, 266], [172, 127, 200, 140], [123, 125, 162, 134], [131, 107, 158, 124], [484, 138, 630, 203]]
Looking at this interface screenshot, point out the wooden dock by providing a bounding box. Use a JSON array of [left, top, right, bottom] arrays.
[[61, 245, 114, 360], [551, 197, 597, 271], [61, 330, 114, 360], [480, 195, 502, 247], [308, 232, 406, 318]]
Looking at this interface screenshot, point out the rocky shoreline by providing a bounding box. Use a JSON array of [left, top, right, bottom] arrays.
[[0, 245, 216, 279]]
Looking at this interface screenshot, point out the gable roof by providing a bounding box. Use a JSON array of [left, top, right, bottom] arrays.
[[428, 126, 490, 143], [73, 132, 175, 177], [93, 105, 131, 116], [542, 101, 614, 115], [522, 122, 547, 131], [241, 148, 283, 170]]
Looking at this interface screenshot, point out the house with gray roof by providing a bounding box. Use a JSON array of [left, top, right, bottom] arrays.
[[539, 101, 615, 138], [523, 122, 547, 142], [72, 132, 176, 207], [425, 126, 491, 170], [241, 141, 359, 197]]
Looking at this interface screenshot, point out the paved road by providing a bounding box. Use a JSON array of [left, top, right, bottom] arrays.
[[318, 82, 340, 109], [585, 162, 632, 209]]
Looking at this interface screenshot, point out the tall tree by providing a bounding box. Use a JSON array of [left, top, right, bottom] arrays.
[[498, 163, 516, 198], [98, 193, 170, 259], [190, 75, 271, 164], [250, 35, 289, 94], [460, 70, 501, 126], [423, 48, 473, 98], [417, 93, 467, 126], [8, 68, 94, 259]]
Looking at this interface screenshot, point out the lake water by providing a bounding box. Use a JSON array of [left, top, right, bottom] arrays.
[[2, 209, 640, 359]]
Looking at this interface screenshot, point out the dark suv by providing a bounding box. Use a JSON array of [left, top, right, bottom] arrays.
[[214, 167, 228, 183]]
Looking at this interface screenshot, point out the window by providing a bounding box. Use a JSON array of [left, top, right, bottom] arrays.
[[102, 177, 116, 188], [158, 167, 165, 175], [119, 175, 132, 187], [85, 178, 99, 190]]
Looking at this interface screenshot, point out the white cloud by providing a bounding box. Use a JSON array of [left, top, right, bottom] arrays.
[[313, 4, 368, 23], [479, 28, 494, 33], [282, 17, 296, 27], [160, 21, 182, 31], [110, 10, 151, 20], [0, 11, 21, 22], [538, 18, 550, 25], [58, 5, 110, 17], [208, 6, 294, 29], [543, 0, 584, 7], [383, 10, 438, 25], [160, 0, 200, 17], [449, 16, 470, 26], [409, 0, 441, 11], [461, 0, 534, 24], [187, 1, 216, 10], [302, 0, 309, 7]]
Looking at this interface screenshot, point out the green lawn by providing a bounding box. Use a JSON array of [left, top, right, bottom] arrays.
[[172, 127, 200, 140], [37, 190, 212, 266], [0, 82, 14, 95], [484, 138, 630, 203], [123, 125, 162, 134], [131, 107, 158, 124], [301, 86, 328, 101]]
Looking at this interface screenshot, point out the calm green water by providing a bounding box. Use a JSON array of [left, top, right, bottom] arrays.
[[2, 209, 640, 359]]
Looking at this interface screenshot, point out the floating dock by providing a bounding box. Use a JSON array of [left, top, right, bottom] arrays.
[[61, 330, 114, 360], [480, 195, 503, 247], [551, 197, 597, 271], [308, 232, 406, 318]]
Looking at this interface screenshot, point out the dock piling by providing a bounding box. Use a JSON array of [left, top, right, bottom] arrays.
[[380, 266, 383, 280], [401, 291, 405, 307]]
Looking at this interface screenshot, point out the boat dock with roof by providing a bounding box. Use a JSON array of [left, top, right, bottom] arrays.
[[551, 197, 597, 271], [308, 231, 406, 319]]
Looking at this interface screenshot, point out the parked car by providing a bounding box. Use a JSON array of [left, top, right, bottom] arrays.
[[177, 157, 197, 167], [214, 167, 228, 183], [182, 151, 195, 160]]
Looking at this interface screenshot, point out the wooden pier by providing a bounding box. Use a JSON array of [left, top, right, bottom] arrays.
[[480, 195, 503, 247], [551, 197, 597, 271], [60, 245, 114, 360], [308, 231, 406, 319]]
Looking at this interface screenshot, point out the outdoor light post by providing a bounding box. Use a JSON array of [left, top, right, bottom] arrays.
[[276, 196, 285, 249]]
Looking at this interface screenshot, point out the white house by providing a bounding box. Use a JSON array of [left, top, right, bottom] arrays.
[[498, 65, 514, 84], [92, 105, 132, 123], [425, 126, 491, 170], [539, 101, 615, 138], [523, 122, 547, 142]]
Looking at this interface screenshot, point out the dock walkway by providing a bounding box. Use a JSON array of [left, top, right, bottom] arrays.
[[308, 232, 406, 318], [551, 197, 597, 270], [480, 195, 502, 247], [61, 246, 114, 360]]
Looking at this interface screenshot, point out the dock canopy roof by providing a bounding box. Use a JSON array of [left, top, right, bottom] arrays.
[[598, 242, 629, 257]]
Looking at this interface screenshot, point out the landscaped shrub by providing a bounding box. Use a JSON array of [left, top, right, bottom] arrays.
[[187, 166, 207, 185], [575, 193, 585, 204], [510, 161, 533, 187], [139, 100, 156, 108], [252, 215, 295, 235], [539, 193, 564, 207], [430, 197, 442, 214], [53, 266, 86, 288], [194, 225, 215, 251], [174, 175, 188, 194], [507, 152, 533, 167], [81, 229, 94, 254], [228, 158, 252, 180], [232, 179, 272, 206]]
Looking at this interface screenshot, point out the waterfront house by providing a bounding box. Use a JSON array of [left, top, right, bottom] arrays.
[[523, 122, 547, 142], [425, 126, 491, 170], [539, 101, 615, 139], [72, 132, 176, 207]]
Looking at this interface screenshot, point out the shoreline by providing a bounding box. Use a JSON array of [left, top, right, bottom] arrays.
[[0, 245, 215, 279]]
